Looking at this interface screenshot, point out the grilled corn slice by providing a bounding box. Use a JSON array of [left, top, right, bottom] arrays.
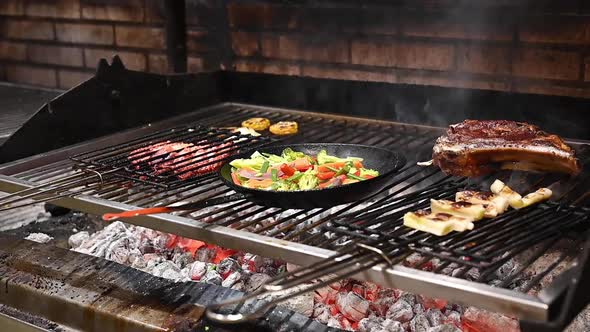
[[403, 210, 474, 236], [430, 199, 486, 221]]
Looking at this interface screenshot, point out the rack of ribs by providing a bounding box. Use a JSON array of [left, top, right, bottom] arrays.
[[432, 120, 581, 177]]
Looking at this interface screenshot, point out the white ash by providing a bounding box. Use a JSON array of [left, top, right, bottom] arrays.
[[24, 233, 53, 243], [386, 300, 414, 323], [68, 231, 89, 247], [410, 313, 431, 332], [426, 325, 461, 332], [202, 270, 222, 285]]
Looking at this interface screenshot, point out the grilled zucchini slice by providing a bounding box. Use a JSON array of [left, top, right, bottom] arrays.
[[403, 210, 474, 236]]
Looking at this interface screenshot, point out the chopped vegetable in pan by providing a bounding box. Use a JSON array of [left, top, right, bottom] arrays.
[[229, 148, 379, 191]]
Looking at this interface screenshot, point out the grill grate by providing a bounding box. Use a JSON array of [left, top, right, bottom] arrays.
[[70, 125, 275, 188], [2, 103, 590, 318]]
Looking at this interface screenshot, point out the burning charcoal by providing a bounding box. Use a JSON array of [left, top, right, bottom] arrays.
[[449, 303, 464, 315], [138, 240, 156, 254], [340, 316, 353, 331], [107, 247, 130, 264], [425, 309, 444, 326], [188, 262, 208, 281], [217, 257, 241, 279], [427, 325, 462, 332], [201, 270, 222, 285], [418, 295, 447, 310], [381, 319, 405, 332], [326, 316, 342, 329], [280, 291, 314, 318], [195, 246, 216, 263], [386, 300, 414, 323], [410, 314, 431, 332], [128, 248, 142, 265], [462, 307, 519, 332], [444, 310, 461, 325], [452, 267, 481, 281], [231, 280, 246, 291], [335, 292, 370, 322], [364, 282, 380, 301], [396, 291, 417, 306], [313, 303, 332, 325], [172, 252, 194, 269], [258, 265, 278, 276], [131, 255, 147, 270], [313, 286, 333, 303], [162, 268, 185, 281], [352, 284, 367, 298], [413, 303, 425, 314], [373, 290, 397, 316], [24, 233, 53, 243], [151, 260, 181, 278], [221, 271, 242, 288], [245, 273, 271, 292], [358, 316, 384, 332], [242, 253, 263, 272], [495, 259, 518, 280], [153, 234, 169, 251], [68, 231, 89, 248]]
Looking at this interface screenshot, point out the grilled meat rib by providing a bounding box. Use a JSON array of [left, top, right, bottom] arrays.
[[432, 120, 581, 177]]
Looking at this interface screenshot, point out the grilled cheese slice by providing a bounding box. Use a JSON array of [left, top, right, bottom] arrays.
[[403, 210, 474, 236], [430, 199, 486, 221], [521, 188, 552, 208], [490, 179, 524, 209], [455, 191, 509, 218], [490, 179, 552, 209]]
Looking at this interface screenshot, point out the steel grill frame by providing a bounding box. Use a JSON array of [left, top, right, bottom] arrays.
[[1, 102, 589, 322]]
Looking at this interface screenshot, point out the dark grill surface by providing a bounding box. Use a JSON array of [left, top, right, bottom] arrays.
[[71, 126, 274, 188], [2, 102, 590, 317]]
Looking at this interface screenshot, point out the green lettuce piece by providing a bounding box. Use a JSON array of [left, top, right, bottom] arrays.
[[281, 148, 306, 162], [230, 150, 286, 170], [230, 156, 266, 171], [275, 180, 300, 191], [360, 168, 379, 177], [317, 150, 363, 165]]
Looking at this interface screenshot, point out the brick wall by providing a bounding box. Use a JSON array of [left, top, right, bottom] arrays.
[[0, 0, 216, 89], [226, 1, 590, 99], [2, 0, 590, 99]]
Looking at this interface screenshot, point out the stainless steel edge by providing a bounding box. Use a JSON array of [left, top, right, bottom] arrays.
[[0, 175, 549, 321], [0, 312, 50, 332]]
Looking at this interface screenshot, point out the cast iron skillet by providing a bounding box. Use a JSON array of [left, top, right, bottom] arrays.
[[102, 143, 406, 220]]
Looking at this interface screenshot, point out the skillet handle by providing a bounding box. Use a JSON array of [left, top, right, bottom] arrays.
[[102, 193, 249, 221]]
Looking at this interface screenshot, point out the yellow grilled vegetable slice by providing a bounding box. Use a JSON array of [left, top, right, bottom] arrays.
[[490, 179, 524, 209], [269, 121, 298, 135], [430, 199, 486, 221], [455, 191, 509, 218], [521, 188, 552, 208], [403, 210, 474, 236], [242, 118, 271, 131]]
